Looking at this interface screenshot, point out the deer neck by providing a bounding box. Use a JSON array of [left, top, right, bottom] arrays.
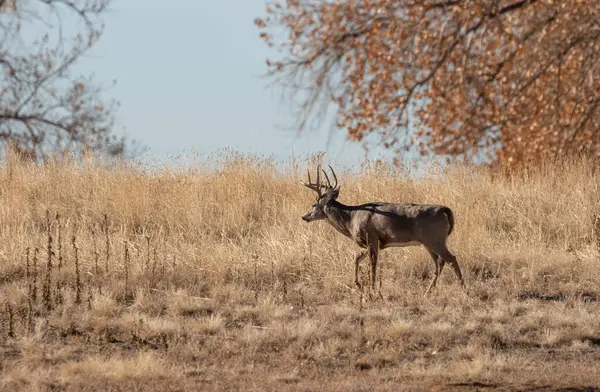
[[324, 201, 353, 238]]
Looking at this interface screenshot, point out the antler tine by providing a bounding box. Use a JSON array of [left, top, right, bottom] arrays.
[[322, 168, 332, 188], [301, 166, 323, 197], [328, 165, 338, 189]]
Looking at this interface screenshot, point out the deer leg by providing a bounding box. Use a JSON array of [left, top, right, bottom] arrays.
[[425, 249, 441, 295], [369, 244, 379, 291], [354, 250, 368, 289], [438, 257, 446, 279], [431, 246, 465, 288]]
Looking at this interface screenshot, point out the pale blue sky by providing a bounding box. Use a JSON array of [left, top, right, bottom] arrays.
[[74, 0, 388, 166]]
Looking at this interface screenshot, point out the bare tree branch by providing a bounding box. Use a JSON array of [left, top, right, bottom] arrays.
[[0, 0, 140, 161]]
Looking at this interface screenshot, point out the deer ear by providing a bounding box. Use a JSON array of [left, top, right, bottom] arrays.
[[324, 187, 339, 203]]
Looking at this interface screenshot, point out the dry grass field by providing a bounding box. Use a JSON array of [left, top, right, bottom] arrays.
[[1, 149, 600, 391]]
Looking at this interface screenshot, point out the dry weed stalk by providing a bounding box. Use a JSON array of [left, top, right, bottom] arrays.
[[56, 214, 64, 271], [25, 247, 34, 330], [5, 302, 14, 338], [25, 247, 37, 331], [87, 277, 93, 310], [72, 234, 81, 305], [32, 248, 38, 303], [26, 296, 33, 332], [145, 235, 151, 272], [594, 213, 600, 251], [104, 214, 110, 274], [299, 288, 305, 309], [124, 241, 130, 295], [151, 247, 158, 279], [54, 280, 63, 307], [54, 215, 65, 306], [25, 247, 31, 294], [160, 246, 165, 277], [91, 227, 99, 276], [270, 258, 275, 291], [42, 210, 54, 309], [253, 253, 259, 302], [91, 227, 103, 295]]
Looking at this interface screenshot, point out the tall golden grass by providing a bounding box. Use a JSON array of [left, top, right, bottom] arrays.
[[1, 148, 600, 391]]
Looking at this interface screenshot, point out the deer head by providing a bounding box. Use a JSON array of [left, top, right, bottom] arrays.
[[300, 164, 340, 222]]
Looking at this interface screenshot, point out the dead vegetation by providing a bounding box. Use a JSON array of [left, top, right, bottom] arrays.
[[1, 150, 600, 391]]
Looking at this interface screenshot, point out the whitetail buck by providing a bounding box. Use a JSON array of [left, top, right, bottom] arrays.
[[301, 165, 465, 294]]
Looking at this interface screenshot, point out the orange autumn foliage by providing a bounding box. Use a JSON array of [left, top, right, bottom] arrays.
[[256, 0, 600, 168]]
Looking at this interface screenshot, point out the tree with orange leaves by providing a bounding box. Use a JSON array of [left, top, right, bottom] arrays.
[[255, 0, 600, 167], [0, 0, 137, 161]]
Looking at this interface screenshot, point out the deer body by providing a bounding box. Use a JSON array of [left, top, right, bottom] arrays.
[[323, 201, 452, 248], [301, 166, 465, 294]]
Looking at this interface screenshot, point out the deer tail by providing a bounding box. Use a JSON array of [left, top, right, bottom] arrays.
[[441, 207, 455, 236]]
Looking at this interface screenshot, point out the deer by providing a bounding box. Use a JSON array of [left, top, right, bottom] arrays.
[[300, 165, 465, 295]]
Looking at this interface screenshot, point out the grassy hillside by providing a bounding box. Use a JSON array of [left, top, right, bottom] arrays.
[[1, 150, 600, 391]]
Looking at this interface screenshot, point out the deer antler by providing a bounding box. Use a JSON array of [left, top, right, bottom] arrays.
[[321, 165, 340, 190], [301, 165, 325, 197], [322, 168, 331, 188], [302, 164, 340, 196], [328, 165, 338, 189]]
